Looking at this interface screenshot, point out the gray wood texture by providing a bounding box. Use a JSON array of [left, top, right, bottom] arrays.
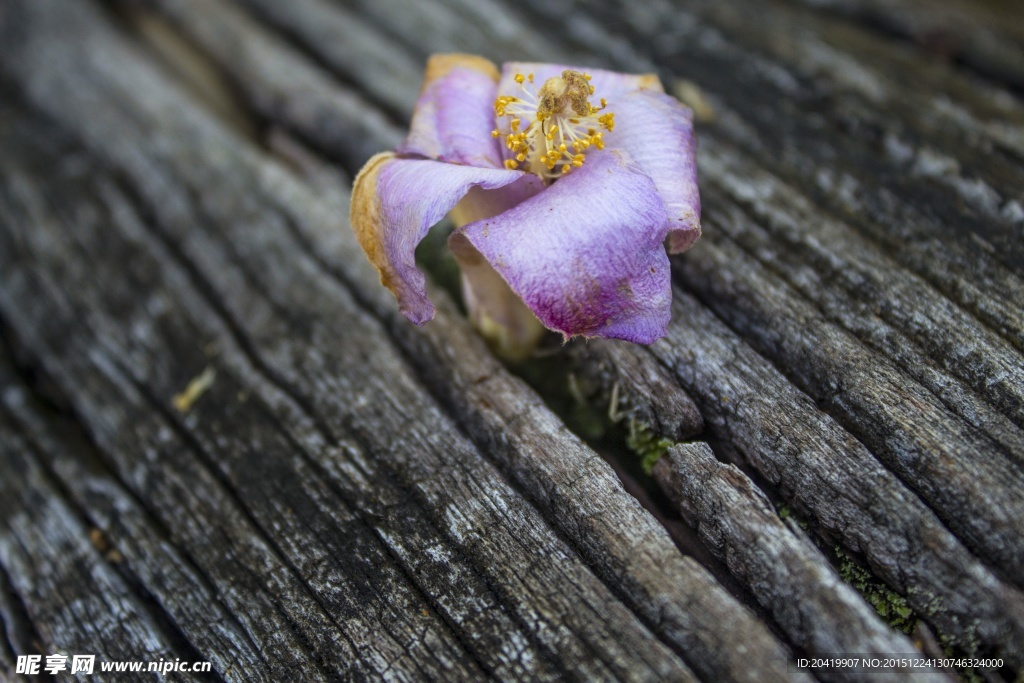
[[0, 0, 1021, 680]]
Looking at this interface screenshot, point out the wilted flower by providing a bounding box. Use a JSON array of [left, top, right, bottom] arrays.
[[351, 54, 700, 359]]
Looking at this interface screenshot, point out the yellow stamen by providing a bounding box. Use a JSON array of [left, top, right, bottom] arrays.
[[491, 69, 614, 181]]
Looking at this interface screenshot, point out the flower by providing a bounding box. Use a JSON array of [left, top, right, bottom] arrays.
[[351, 54, 700, 358]]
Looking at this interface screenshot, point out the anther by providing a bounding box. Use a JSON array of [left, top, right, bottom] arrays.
[[492, 68, 613, 180]]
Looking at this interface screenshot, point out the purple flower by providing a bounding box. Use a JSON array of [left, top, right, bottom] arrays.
[[351, 54, 700, 357]]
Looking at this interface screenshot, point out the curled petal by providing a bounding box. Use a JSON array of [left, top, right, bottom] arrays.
[[448, 183, 544, 228], [450, 237, 547, 361], [498, 62, 663, 103], [351, 152, 543, 324], [398, 54, 504, 168], [608, 89, 702, 253], [452, 151, 672, 343], [449, 184, 547, 360]]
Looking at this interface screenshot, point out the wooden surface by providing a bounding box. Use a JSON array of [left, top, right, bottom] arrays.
[[0, 0, 1022, 680]]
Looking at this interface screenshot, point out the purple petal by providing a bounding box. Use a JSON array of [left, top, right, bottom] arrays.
[[452, 151, 672, 343], [350, 152, 543, 324], [607, 89, 702, 253], [448, 182, 548, 358], [497, 62, 664, 104], [397, 54, 504, 168]]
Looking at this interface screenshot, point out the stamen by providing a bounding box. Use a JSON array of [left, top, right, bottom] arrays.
[[490, 69, 614, 181]]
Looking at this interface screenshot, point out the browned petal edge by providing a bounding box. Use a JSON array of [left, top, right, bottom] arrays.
[[350, 151, 399, 294], [635, 72, 666, 93], [423, 53, 500, 89], [668, 221, 702, 254]]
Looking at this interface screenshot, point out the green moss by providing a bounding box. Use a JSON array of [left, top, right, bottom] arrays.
[[567, 393, 610, 442], [625, 419, 674, 475], [835, 546, 917, 634], [511, 359, 610, 441]]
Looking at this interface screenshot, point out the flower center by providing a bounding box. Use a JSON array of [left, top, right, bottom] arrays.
[[492, 70, 615, 180]]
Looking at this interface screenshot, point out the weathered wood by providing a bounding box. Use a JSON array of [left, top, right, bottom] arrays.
[[677, 211, 1024, 579], [644, 293, 1024, 663], [655, 0, 1024, 183], [235, 0, 424, 116], [696, 141, 1024, 456], [792, 0, 1024, 94], [0, 508, 52, 683], [654, 443, 951, 683], [0, 415, 194, 683], [124, 0, 404, 169], [566, 339, 704, 442], [0, 356, 274, 683]]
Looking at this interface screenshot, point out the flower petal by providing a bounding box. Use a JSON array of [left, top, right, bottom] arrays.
[[448, 183, 548, 359], [452, 151, 672, 343], [448, 183, 543, 228], [607, 89, 702, 253], [397, 54, 504, 168], [351, 152, 543, 324], [497, 62, 664, 104], [450, 237, 547, 361]]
